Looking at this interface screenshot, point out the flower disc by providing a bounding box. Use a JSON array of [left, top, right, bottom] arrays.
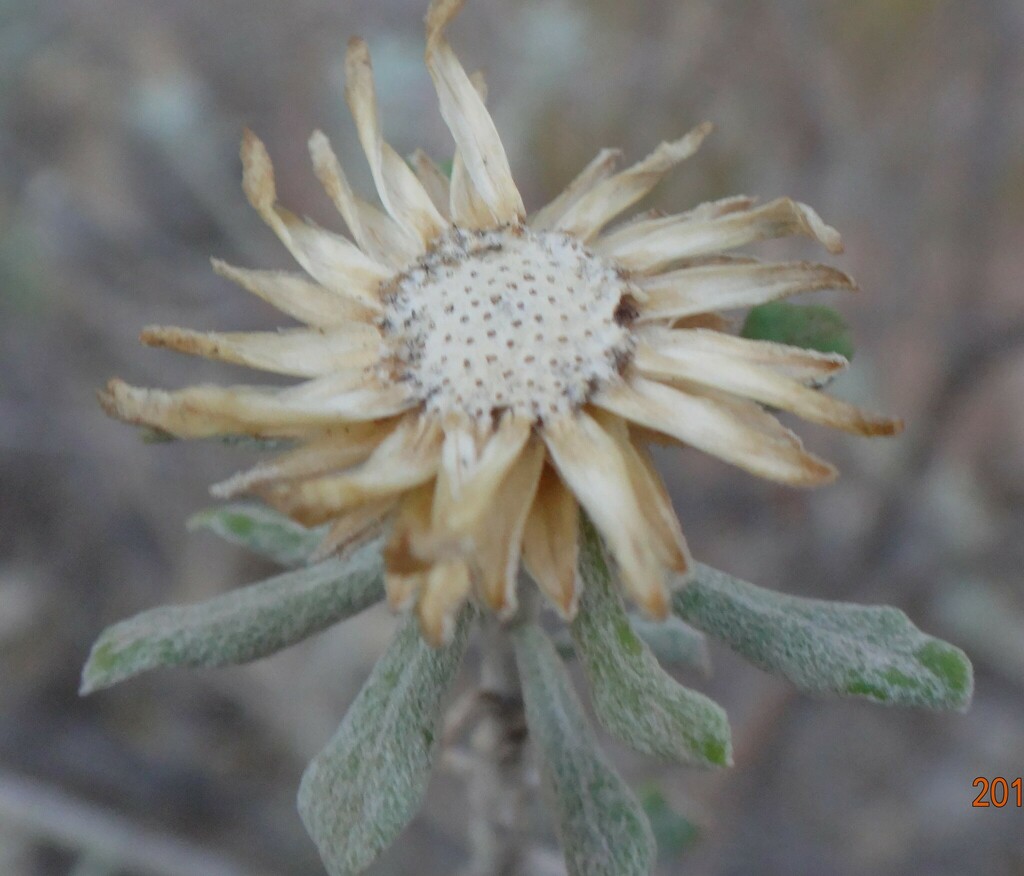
[[380, 226, 637, 421]]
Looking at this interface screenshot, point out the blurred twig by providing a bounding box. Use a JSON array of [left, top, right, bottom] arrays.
[[858, 316, 1024, 572], [462, 619, 531, 876], [0, 772, 258, 876]]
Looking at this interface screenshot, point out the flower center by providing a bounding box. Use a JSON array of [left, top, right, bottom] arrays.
[[379, 226, 637, 421]]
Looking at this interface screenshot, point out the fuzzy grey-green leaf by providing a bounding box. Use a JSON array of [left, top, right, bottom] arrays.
[[573, 521, 731, 766], [188, 502, 326, 567], [80, 539, 385, 694], [628, 614, 710, 674], [674, 563, 974, 711], [514, 623, 655, 876], [298, 612, 470, 876], [553, 613, 709, 673]]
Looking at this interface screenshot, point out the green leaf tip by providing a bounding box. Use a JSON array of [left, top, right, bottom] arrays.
[[187, 502, 327, 567], [513, 623, 656, 876], [573, 519, 732, 767], [674, 563, 974, 712], [80, 540, 385, 695], [298, 611, 471, 876], [741, 301, 854, 359]]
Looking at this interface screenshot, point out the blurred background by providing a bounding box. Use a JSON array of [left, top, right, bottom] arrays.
[[2, 0, 1023, 873]]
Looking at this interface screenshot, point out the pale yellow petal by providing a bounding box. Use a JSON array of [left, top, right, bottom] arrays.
[[275, 372, 417, 419], [384, 485, 435, 610], [543, 412, 670, 618], [521, 465, 580, 619], [626, 387, 805, 454], [672, 312, 731, 332], [385, 569, 425, 614], [211, 260, 376, 326], [408, 149, 452, 218], [308, 130, 419, 267], [425, 0, 525, 224], [637, 260, 856, 323], [448, 70, 496, 229], [470, 439, 545, 617], [638, 326, 849, 384], [553, 123, 712, 241], [680, 387, 805, 449], [433, 412, 533, 535], [673, 194, 758, 224], [418, 559, 472, 647], [240, 130, 389, 302], [634, 342, 902, 436], [311, 497, 397, 563], [593, 376, 837, 487], [344, 39, 448, 246], [592, 411, 691, 574], [530, 148, 622, 232], [261, 415, 442, 525], [596, 197, 844, 274], [450, 156, 495, 228], [211, 420, 398, 498], [98, 377, 412, 439], [140, 324, 381, 378]]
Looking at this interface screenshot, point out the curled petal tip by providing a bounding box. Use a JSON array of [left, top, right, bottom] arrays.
[[97, 378, 134, 420], [426, 0, 466, 42], [139, 325, 170, 348], [813, 459, 841, 485], [96, 383, 118, 417], [418, 609, 456, 648], [307, 128, 328, 150], [386, 579, 418, 613], [240, 129, 275, 212], [871, 415, 905, 437], [639, 583, 671, 621], [344, 38, 371, 81], [553, 587, 580, 621]]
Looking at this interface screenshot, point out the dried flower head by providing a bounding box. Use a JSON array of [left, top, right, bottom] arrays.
[[100, 0, 901, 645]]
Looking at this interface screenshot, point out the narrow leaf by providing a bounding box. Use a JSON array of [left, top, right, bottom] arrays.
[[215, 435, 297, 451], [741, 301, 854, 359], [138, 429, 296, 451], [674, 563, 974, 711], [188, 502, 327, 567], [573, 520, 731, 767], [628, 615, 710, 675], [298, 611, 471, 876], [81, 539, 384, 694], [514, 623, 655, 876], [553, 614, 710, 675]]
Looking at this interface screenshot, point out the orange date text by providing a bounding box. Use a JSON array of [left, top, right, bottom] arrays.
[[972, 777, 1023, 807]]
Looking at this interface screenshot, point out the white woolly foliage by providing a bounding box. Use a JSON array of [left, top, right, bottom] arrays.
[[573, 520, 732, 767], [80, 538, 385, 694], [513, 623, 655, 876], [298, 611, 471, 876], [675, 564, 973, 711]]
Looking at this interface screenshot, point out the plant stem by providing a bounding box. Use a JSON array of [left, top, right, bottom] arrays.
[[463, 617, 531, 876]]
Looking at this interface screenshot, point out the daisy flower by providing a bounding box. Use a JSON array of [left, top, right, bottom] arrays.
[[100, 0, 901, 645]]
